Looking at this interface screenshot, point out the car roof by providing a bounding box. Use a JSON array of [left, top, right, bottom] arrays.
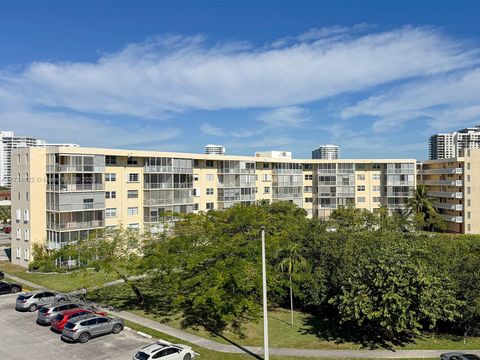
[[67, 313, 97, 323], [140, 341, 184, 355], [61, 308, 93, 316]]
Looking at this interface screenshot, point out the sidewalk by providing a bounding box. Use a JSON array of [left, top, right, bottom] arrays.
[[5, 271, 480, 359]]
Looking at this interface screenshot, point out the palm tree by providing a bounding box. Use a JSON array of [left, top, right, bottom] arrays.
[[278, 241, 305, 326], [407, 185, 444, 231]]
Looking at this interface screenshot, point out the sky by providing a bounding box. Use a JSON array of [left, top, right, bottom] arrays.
[[1, 1, 480, 160]]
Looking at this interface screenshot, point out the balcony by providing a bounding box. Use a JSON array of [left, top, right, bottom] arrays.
[[420, 168, 463, 175], [47, 165, 105, 173], [429, 191, 463, 199], [422, 180, 463, 186], [218, 194, 256, 202], [218, 182, 256, 188], [47, 220, 105, 230], [47, 183, 104, 192], [434, 203, 463, 211], [144, 198, 194, 206], [218, 169, 256, 174], [441, 215, 463, 223], [47, 202, 105, 212], [144, 166, 193, 174], [144, 182, 193, 189]]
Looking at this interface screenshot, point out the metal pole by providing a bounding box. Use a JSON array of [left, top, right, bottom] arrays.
[[261, 227, 270, 360]]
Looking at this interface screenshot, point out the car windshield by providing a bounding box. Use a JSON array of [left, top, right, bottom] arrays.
[[465, 356, 480, 360], [135, 352, 150, 360], [64, 322, 76, 330], [17, 294, 33, 300], [38, 307, 50, 313]]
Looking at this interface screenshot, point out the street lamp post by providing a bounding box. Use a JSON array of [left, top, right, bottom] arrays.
[[261, 226, 270, 360]]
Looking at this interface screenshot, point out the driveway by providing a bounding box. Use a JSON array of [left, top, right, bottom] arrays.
[[0, 292, 151, 360]]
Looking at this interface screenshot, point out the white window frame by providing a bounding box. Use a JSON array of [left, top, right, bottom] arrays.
[[127, 207, 139, 216]]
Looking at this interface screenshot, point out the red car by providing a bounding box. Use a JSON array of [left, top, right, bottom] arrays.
[[50, 308, 107, 332], [3, 226, 11, 234]]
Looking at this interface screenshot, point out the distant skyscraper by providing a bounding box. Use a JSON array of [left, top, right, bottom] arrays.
[[0, 130, 78, 187], [205, 144, 225, 155], [312, 144, 340, 159], [429, 125, 480, 160]]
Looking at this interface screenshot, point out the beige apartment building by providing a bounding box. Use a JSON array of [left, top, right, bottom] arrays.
[[418, 148, 480, 234], [10, 146, 416, 267]]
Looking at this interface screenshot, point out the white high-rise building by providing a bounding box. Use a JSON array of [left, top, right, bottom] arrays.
[[0, 130, 78, 187], [205, 144, 225, 155], [312, 144, 340, 159], [429, 125, 480, 160]]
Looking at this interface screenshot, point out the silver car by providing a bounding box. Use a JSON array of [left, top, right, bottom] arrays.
[[61, 314, 124, 343], [37, 301, 82, 325], [15, 291, 67, 312], [441, 353, 480, 360]]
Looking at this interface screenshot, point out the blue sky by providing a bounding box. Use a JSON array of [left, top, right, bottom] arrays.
[[1, 1, 480, 160]]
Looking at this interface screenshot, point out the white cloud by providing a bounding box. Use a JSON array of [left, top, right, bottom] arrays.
[[200, 123, 226, 136], [257, 106, 310, 127], [1, 26, 478, 119]]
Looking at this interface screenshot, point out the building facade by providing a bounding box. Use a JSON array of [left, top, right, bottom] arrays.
[[0, 130, 79, 188], [429, 126, 480, 160], [10, 146, 416, 267], [418, 148, 480, 234], [204, 144, 225, 155], [312, 145, 340, 160]]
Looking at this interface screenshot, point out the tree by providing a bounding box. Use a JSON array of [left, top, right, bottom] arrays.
[[0, 206, 10, 226], [76, 227, 145, 304], [333, 238, 461, 339], [277, 240, 305, 326], [407, 185, 445, 232]]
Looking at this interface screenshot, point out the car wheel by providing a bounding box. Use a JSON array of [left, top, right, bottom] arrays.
[[78, 332, 90, 344], [111, 324, 123, 334], [28, 304, 38, 312], [183, 354, 192, 360], [10, 287, 19, 293], [57, 297, 66, 302]]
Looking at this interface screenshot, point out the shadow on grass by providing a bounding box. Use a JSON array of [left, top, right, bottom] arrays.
[[211, 332, 264, 360], [300, 313, 415, 350]]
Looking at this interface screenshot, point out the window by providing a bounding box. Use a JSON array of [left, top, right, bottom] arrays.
[[193, 204, 199, 211], [25, 173, 29, 182], [127, 190, 138, 198], [106, 191, 117, 199], [467, 162, 471, 170], [305, 197, 313, 203], [24, 229, 29, 241], [83, 198, 94, 204], [193, 188, 201, 197], [357, 174, 365, 180], [127, 157, 138, 165], [468, 199, 471, 207], [467, 187, 471, 195], [23, 210, 29, 222], [128, 173, 139, 182], [373, 197, 381, 203], [16, 209, 21, 221], [105, 208, 117, 218], [304, 186, 312, 193], [372, 163, 381, 170], [18, 192, 20, 201], [373, 174, 381, 180], [357, 185, 365, 191], [263, 162, 269, 169], [468, 212, 471, 219], [26, 192, 29, 202], [263, 174, 271, 181], [16, 247, 20, 259], [468, 224, 472, 232], [206, 160, 214, 168], [24, 249, 29, 261], [304, 174, 313, 181], [372, 185, 380, 192], [264, 186, 270, 194], [357, 197, 366, 203], [16, 228, 21, 240], [206, 202, 214, 210], [206, 188, 214, 195], [467, 175, 471, 182], [193, 175, 199, 181], [206, 174, 214, 181], [106, 155, 117, 165], [128, 207, 139, 216], [105, 173, 117, 182], [17, 154, 20, 164], [25, 154, 29, 164], [128, 223, 140, 229]]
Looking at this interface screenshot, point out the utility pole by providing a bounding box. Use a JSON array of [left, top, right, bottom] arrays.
[[261, 226, 270, 360]]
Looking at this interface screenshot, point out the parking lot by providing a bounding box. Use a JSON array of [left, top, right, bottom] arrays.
[[0, 292, 152, 359]]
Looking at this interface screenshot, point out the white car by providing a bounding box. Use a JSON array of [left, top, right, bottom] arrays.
[[133, 340, 198, 360]]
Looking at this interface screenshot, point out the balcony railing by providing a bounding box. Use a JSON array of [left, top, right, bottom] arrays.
[[144, 166, 193, 173], [420, 168, 463, 175], [46, 165, 105, 172], [47, 220, 105, 230], [47, 183, 104, 191], [218, 169, 256, 174], [144, 198, 194, 206], [218, 194, 256, 202], [434, 203, 463, 211], [386, 192, 413, 197], [144, 182, 193, 189], [421, 180, 463, 187], [428, 191, 463, 199], [47, 202, 105, 212], [218, 182, 256, 188], [441, 215, 463, 223]]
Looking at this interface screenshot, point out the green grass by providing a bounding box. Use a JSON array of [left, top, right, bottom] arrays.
[[89, 283, 480, 352], [124, 320, 429, 360], [0, 261, 116, 292]]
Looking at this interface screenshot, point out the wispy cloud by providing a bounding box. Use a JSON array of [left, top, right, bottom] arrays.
[[200, 123, 225, 136], [257, 106, 310, 127]]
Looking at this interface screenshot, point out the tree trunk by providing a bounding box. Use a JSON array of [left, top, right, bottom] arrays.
[[289, 273, 294, 326], [464, 326, 470, 345], [118, 272, 144, 305]]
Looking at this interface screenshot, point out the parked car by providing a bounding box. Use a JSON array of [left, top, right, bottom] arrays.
[[37, 301, 82, 325], [0, 281, 22, 295], [441, 353, 480, 360], [61, 314, 124, 343], [0, 271, 4, 280], [15, 291, 67, 312], [133, 340, 198, 360], [3, 226, 11, 234], [51, 307, 108, 332]]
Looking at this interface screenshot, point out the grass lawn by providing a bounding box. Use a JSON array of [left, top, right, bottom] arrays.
[[0, 261, 116, 292], [89, 283, 480, 352]]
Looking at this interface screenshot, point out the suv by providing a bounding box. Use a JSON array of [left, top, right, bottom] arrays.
[[62, 314, 124, 343], [51, 308, 107, 332], [37, 302, 82, 325], [15, 291, 67, 312]]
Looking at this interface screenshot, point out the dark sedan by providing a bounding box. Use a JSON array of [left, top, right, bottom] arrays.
[[0, 281, 22, 295], [0, 271, 4, 280]]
